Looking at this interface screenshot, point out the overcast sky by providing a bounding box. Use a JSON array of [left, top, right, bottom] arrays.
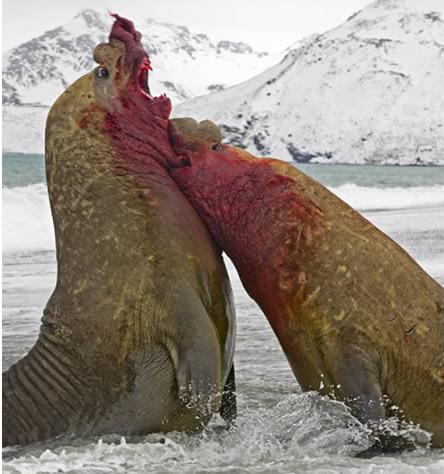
[[2, 0, 371, 52]]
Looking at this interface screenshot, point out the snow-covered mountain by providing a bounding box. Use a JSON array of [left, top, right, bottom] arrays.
[[174, 0, 444, 165], [2, 9, 276, 153], [3, 9, 274, 105]]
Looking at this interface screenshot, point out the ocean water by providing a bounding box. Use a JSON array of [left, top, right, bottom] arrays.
[[2, 153, 444, 473]]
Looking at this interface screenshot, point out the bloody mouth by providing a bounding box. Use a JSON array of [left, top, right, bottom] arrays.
[[103, 14, 186, 169], [109, 13, 166, 102], [138, 57, 152, 98]]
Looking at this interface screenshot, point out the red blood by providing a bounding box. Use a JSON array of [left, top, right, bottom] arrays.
[[77, 116, 89, 129], [169, 140, 322, 330], [109, 14, 145, 74], [141, 57, 153, 72], [99, 15, 183, 186]]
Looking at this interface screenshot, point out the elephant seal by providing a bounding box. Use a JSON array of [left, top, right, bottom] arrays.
[[2, 18, 236, 447], [167, 118, 444, 449]]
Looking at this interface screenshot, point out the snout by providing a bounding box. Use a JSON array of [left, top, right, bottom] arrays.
[[169, 118, 222, 148]]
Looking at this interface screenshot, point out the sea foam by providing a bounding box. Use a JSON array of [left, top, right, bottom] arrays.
[[2, 183, 55, 252], [330, 183, 444, 212], [2, 183, 444, 253]]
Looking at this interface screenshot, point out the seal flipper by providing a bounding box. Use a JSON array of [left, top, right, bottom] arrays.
[[220, 363, 236, 425], [165, 307, 223, 424], [329, 344, 422, 454], [326, 344, 384, 422], [175, 346, 221, 419]]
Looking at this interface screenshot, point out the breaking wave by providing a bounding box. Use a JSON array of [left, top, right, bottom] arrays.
[[329, 183, 444, 212], [2, 183, 444, 253], [2, 184, 55, 252]]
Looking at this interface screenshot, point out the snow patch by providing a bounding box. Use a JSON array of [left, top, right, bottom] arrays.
[[174, 0, 444, 165]]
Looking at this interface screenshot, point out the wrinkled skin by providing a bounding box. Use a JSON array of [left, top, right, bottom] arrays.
[[168, 117, 444, 450], [2, 18, 236, 447]]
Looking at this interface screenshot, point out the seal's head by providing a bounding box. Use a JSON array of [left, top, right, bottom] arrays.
[[92, 14, 170, 118], [47, 14, 179, 172], [168, 117, 322, 319]]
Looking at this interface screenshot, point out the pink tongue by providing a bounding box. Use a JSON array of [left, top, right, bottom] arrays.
[[141, 57, 152, 72], [139, 59, 152, 98]]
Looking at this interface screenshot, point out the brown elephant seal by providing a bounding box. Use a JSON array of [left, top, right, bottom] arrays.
[[167, 117, 444, 449], [2, 18, 236, 447]]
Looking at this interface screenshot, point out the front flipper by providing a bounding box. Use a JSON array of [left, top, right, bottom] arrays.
[[327, 344, 423, 454], [162, 303, 224, 426], [220, 363, 236, 425], [356, 430, 420, 458], [175, 344, 222, 416]]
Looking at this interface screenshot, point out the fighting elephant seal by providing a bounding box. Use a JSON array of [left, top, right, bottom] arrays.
[[167, 118, 444, 449], [2, 18, 236, 447]]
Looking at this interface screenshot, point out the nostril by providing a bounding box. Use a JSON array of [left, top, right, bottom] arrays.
[[212, 143, 223, 151], [180, 156, 191, 167]]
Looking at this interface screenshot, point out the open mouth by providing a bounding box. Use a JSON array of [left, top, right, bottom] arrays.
[[108, 14, 170, 109], [138, 57, 152, 98]]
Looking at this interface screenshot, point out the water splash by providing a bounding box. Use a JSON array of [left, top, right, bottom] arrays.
[[3, 393, 442, 474]]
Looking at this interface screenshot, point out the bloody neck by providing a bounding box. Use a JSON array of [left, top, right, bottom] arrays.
[[171, 148, 320, 325], [104, 92, 181, 179]]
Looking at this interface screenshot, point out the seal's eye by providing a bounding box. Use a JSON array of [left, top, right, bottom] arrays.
[[96, 66, 109, 79]]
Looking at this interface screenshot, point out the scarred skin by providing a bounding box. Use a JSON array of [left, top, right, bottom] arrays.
[[2, 19, 236, 447], [168, 118, 444, 449]]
